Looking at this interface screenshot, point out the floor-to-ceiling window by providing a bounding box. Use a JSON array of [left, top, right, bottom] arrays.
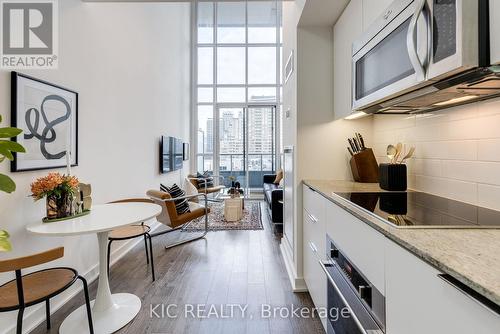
[[194, 0, 282, 194]]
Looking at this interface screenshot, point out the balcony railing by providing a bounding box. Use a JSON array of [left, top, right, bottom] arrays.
[[197, 153, 275, 189]]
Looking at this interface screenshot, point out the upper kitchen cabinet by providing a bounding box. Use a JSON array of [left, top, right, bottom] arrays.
[[491, 0, 500, 64], [362, 0, 394, 30], [333, 0, 362, 119]]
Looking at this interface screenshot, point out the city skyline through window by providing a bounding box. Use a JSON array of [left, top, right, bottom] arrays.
[[194, 0, 282, 190]]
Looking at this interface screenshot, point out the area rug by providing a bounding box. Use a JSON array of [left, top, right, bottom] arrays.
[[184, 201, 263, 231]]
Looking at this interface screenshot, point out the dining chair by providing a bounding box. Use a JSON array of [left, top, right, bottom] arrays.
[[146, 190, 209, 249], [107, 198, 155, 281], [0, 247, 94, 334]]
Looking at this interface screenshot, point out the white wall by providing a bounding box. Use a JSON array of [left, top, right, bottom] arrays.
[[373, 97, 500, 210], [281, 0, 373, 291], [0, 1, 191, 332]]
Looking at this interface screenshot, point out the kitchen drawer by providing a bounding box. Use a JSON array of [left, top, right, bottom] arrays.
[[303, 223, 327, 330], [303, 185, 325, 224], [326, 200, 386, 294], [386, 240, 500, 334]]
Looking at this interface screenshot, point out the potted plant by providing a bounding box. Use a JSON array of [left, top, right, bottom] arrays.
[[31, 173, 80, 220], [0, 115, 26, 251]]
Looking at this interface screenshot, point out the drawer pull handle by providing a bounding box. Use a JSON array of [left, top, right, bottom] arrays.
[[308, 242, 317, 253], [437, 274, 500, 316]]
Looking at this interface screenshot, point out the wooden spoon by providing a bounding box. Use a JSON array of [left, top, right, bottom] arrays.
[[393, 142, 403, 164], [400, 146, 415, 164], [387, 145, 397, 163]]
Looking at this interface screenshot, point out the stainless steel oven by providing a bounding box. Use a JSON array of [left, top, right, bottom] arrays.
[[320, 236, 385, 334], [352, 0, 489, 112]]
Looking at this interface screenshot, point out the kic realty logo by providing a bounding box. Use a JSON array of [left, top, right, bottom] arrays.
[[1, 0, 58, 69]]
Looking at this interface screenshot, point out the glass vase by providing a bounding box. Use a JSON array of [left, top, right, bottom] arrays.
[[46, 192, 73, 219]]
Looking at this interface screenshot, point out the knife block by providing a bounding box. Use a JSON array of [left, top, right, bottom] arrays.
[[349, 148, 379, 183]]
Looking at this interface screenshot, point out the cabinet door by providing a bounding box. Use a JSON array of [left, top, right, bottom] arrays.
[[303, 212, 327, 330], [333, 0, 362, 119], [491, 0, 500, 64], [362, 0, 394, 30], [385, 240, 500, 334]]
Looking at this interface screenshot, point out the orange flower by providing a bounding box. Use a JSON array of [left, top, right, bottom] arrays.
[[30, 173, 80, 200]]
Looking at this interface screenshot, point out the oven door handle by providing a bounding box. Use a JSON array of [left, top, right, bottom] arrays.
[[407, 0, 427, 81], [319, 260, 370, 334]]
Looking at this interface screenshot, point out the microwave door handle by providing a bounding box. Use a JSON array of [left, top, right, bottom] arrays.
[[319, 260, 369, 334], [407, 0, 426, 81]]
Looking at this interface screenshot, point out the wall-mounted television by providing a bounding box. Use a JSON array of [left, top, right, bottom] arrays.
[[160, 136, 184, 173]]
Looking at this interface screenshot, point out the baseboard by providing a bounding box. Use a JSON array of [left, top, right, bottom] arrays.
[[280, 240, 307, 292], [4, 222, 162, 334]]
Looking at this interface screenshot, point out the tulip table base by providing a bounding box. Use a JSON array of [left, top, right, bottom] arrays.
[[59, 231, 141, 334], [59, 293, 141, 334]]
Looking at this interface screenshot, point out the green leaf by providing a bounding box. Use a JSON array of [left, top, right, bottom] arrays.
[[0, 140, 26, 153], [0, 173, 16, 193], [0, 156, 4, 163], [0, 127, 23, 138], [0, 230, 9, 238], [0, 146, 14, 161], [0, 115, 2, 123], [0, 239, 12, 252]]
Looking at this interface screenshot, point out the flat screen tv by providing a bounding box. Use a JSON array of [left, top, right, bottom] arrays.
[[160, 136, 184, 173]]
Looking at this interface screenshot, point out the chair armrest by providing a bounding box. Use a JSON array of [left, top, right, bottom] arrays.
[[271, 189, 283, 203], [263, 174, 277, 184]]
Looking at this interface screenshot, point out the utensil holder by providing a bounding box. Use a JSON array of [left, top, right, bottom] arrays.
[[349, 148, 379, 183], [379, 163, 407, 191]]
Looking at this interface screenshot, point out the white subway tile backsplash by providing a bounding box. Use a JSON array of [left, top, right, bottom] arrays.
[[478, 184, 500, 211], [373, 97, 500, 207], [413, 175, 477, 204], [415, 141, 477, 160], [478, 139, 500, 162], [410, 159, 442, 177]]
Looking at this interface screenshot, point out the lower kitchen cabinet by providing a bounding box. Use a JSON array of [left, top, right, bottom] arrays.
[[303, 185, 327, 330], [303, 186, 500, 333], [385, 240, 500, 334]]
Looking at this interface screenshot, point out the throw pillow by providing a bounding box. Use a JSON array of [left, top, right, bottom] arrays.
[[162, 183, 190, 215], [183, 178, 199, 203], [196, 171, 214, 189], [279, 177, 284, 188], [274, 169, 283, 184]]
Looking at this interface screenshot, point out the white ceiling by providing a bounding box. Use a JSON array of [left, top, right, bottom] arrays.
[[298, 0, 350, 27]]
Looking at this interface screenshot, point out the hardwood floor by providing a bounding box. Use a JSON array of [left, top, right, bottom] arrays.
[[32, 202, 324, 334]]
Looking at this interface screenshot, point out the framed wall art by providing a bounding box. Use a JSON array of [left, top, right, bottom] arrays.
[[11, 72, 78, 172]]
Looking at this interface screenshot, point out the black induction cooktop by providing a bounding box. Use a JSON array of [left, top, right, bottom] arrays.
[[334, 191, 500, 229]]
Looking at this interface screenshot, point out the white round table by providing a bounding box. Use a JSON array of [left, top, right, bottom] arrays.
[[27, 202, 162, 334]]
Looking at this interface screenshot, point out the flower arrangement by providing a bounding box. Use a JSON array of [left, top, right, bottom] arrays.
[[31, 173, 80, 219]]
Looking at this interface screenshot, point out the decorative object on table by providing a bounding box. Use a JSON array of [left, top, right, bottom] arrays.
[[347, 133, 379, 183], [379, 144, 415, 191], [228, 175, 236, 188], [0, 115, 26, 251], [30, 172, 82, 221], [78, 183, 92, 211], [11, 72, 78, 172], [185, 201, 263, 231]]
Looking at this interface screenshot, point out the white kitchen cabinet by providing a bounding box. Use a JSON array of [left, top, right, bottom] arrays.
[[362, 0, 394, 31], [385, 240, 500, 334], [302, 185, 327, 330], [333, 0, 362, 120], [325, 199, 386, 294], [491, 0, 500, 64]]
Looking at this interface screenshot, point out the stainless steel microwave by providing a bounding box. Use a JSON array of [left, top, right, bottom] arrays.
[[352, 0, 496, 114]]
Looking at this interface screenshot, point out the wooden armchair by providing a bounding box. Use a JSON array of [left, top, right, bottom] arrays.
[[147, 190, 209, 249]]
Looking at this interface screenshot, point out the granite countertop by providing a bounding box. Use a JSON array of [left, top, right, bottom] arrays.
[[303, 180, 500, 307]]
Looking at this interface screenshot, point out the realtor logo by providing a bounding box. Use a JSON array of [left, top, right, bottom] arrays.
[[1, 0, 58, 69]]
